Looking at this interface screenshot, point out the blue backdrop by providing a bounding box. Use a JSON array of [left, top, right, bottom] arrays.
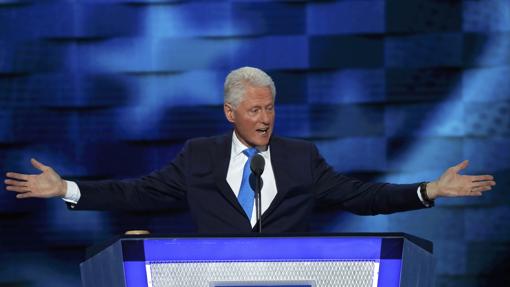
[[1, 0, 509, 286]]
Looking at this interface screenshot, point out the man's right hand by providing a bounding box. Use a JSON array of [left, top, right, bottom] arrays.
[[4, 158, 67, 199]]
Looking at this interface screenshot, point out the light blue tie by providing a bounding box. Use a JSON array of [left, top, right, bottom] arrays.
[[238, 147, 258, 219]]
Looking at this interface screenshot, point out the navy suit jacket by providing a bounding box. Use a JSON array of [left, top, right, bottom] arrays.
[[72, 133, 426, 233]]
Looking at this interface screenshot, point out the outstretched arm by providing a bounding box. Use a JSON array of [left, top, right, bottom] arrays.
[[426, 160, 495, 199], [312, 139, 497, 215], [4, 158, 67, 199], [5, 141, 189, 211]]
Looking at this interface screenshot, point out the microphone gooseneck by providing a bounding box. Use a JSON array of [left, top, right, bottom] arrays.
[[250, 154, 265, 233]]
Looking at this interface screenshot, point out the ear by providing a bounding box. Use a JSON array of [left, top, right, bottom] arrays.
[[224, 103, 235, 124]]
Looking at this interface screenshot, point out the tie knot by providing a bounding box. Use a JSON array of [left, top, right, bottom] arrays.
[[243, 147, 258, 158]]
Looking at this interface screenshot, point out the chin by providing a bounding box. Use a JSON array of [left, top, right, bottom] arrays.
[[257, 141, 270, 147], [252, 136, 271, 147]]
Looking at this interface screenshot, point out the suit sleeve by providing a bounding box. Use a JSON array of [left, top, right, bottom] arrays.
[[311, 144, 427, 215], [68, 142, 189, 211]]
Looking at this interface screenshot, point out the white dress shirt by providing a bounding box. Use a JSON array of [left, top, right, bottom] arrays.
[[227, 131, 278, 227]]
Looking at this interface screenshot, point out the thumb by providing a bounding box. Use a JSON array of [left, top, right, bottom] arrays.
[[31, 158, 48, 172], [452, 160, 469, 173]]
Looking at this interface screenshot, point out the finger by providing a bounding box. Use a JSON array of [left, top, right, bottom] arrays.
[[471, 185, 492, 194], [452, 160, 469, 173], [6, 185, 31, 193], [471, 181, 496, 188], [4, 179, 29, 187], [16, 192, 34, 199], [31, 158, 48, 172], [469, 175, 494, 182], [5, 172, 29, 181]]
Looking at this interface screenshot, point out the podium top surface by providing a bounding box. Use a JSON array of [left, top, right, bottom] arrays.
[[85, 232, 432, 261]]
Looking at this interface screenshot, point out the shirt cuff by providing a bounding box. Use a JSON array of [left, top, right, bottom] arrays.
[[62, 180, 81, 204], [417, 185, 432, 207]]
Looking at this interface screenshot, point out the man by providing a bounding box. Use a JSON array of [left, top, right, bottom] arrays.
[[4, 67, 496, 233]]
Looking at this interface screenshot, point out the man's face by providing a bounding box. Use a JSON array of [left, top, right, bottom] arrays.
[[224, 85, 275, 147]]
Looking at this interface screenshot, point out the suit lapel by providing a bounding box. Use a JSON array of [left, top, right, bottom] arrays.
[[212, 133, 246, 215], [212, 134, 295, 226], [261, 136, 293, 220]]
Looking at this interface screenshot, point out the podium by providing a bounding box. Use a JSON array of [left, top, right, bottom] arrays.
[[80, 233, 434, 287]]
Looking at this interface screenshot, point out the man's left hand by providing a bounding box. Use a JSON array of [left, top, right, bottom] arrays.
[[426, 160, 496, 200]]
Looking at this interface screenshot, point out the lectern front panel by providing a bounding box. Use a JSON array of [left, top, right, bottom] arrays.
[[120, 237, 402, 287], [81, 235, 435, 287]]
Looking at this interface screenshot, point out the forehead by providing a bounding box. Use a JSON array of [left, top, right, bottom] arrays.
[[241, 85, 273, 106]]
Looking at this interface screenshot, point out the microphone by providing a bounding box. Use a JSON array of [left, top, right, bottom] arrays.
[[250, 154, 265, 233], [250, 154, 265, 176]]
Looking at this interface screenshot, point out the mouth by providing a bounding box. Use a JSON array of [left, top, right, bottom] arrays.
[[256, 127, 269, 135]]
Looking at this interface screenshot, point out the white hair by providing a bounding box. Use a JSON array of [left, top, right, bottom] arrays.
[[224, 67, 276, 108]]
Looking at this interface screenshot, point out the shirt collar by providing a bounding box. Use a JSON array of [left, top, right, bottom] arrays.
[[232, 130, 270, 159]]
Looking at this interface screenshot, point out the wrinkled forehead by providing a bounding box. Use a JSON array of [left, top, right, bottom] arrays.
[[242, 81, 273, 96], [240, 85, 274, 105]]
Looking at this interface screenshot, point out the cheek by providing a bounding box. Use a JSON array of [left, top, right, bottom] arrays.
[[240, 115, 257, 126]]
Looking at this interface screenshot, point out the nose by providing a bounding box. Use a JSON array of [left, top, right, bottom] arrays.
[[260, 109, 270, 124]]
